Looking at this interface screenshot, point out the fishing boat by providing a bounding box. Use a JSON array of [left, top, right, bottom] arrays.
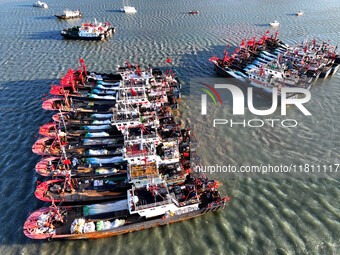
[[247, 67, 300, 99], [24, 178, 228, 239], [296, 10, 304, 16], [270, 20, 280, 27], [61, 21, 116, 40], [35, 176, 129, 203], [52, 111, 114, 126], [55, 10, 83, 19], [33, 1, 48, 8], [32, 136, 123, 156], [39, 122, 121, 138], [42, 97, 115, 112], [35, 156, 127, 177]]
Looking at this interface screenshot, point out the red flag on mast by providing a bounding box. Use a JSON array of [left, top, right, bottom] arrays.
[[130, 88, 137, 96], [79, 59, 87, 77], [274, 29, 279, 40], [126, 59, 131, 69]]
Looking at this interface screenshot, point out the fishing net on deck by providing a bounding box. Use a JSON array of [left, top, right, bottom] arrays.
[[85, 132, 110, 137], [83, 200, 128, 216], [91, 113, 113, 118], [91, 119, 111, 124], [83, 125, 111, 130], [86, 156, 124, 164]]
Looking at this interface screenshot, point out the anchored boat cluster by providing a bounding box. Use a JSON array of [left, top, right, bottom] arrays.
[[210, 31, 339, 98], [23, 60, 229, 240]]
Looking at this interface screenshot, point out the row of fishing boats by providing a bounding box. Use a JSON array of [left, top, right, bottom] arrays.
[[23, 59, 229, 240], [210, 31, 339, 99]]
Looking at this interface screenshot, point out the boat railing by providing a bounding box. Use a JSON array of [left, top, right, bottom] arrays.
[[125, 151, 155, 158], [135, 199, 172, 211], [112, 117, 140, 122], [118, 95, 147, 100], [125, 134, 158, 141]]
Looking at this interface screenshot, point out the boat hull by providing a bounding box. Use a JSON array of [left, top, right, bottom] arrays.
[[55, 14, 83, 19], [61, 28, 116, 40], [24, 204, 224, 240], [319, 67, 332, 78], [330, 63, 340, 75]]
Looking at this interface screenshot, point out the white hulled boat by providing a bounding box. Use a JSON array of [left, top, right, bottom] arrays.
[[55, 10, 83, 19], [270, 20, 280, 27], [121, 6, 137, 14], [33, 1, 48, 8], [296, 10, 304, 16]]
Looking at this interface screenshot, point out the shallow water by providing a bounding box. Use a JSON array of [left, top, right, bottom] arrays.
[[0, 0, 340, 254]]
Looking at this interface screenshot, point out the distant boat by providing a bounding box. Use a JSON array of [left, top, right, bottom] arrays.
[[270, 20, 280, 27], [55, 10, 83, 19], [33, 1, 48, 8], [189, 11, 199, 15], [296, 10, 304, 16], [121, 6, 137, 13]]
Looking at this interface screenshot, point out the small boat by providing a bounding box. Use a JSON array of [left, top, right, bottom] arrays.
[[189, 11, 199, 15], [120, 6, 137, 14], [33, 1, 48, 8], [55, 10, 83, 19], [270, 20, 280, 27], [296, 10, 304, 16], [61, 21, 116, 40]]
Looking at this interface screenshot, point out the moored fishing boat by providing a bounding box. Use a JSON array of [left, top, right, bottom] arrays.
[[52, 111, 114, 125], [35, 176, 129, 203], [24, 177, 228, 239], [32, 135, 124, 156], [35, 156, 127, 177], [39, 122, 121, 138], [42, 97, 115, 112]]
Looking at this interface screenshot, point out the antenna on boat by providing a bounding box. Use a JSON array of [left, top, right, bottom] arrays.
[[48, 198, 64, 226], [140, 124, 143, 151], [59, 109, 68, 134]]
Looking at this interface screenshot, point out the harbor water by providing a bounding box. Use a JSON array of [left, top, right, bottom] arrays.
[[0, 0, 339, 254]]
